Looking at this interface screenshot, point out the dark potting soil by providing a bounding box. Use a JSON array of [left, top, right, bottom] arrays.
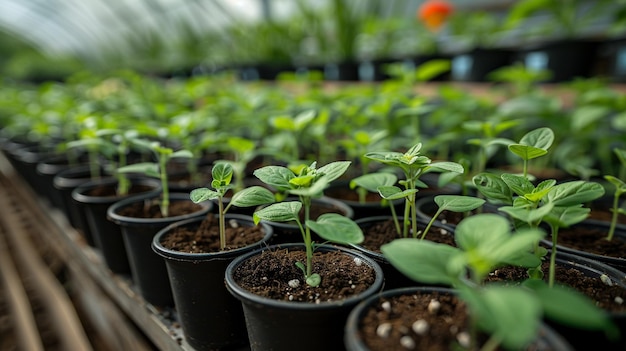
[[116, 199, 202, 219], [159, 213, 266, 252], [232, 248, 376, 303], [360, 218, 455, 253], [553, 226, 626, 259], [487, 261, 626, 313], [358, 291, 470, 351]]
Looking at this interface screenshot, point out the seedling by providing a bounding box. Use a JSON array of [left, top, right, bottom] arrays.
[[382, 214, 615, 350], [189, 161, 275, 250], [116, 138, 194, 217], [252, 161, 363, 287], [604, 148, 626, 241], [473, 127, 606, 285], [365, 142, 464, 238]]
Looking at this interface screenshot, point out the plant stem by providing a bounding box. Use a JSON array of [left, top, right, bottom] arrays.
[[549, 224, 559, 288], [606, 192, 620, 241], [160, 155, 169, 217], [218, 198, 226, 251], [389, 201, 402, 236], [302, 196, 313, 278]]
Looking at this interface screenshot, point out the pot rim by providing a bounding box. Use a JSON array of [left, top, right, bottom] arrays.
[[71, 176, 162, 204], [225, 243, 384, 310], [106, 192, 212, 225], [152, 213, 274, 261], [344, 286, 575, 351]]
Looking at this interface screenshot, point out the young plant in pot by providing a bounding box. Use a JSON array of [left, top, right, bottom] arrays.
[[224, 160, 384, 351], [152, 161, 275, 350], [107, 138, 212, 307], [70, 128, 162, 274], [472, 127, 609, 280], [350, 213, 615, 351]]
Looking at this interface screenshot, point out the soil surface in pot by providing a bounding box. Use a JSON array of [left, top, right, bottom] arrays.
[[160, 213, 266, 252], [116, 199, 202, 219], [357, 291, 552, 351], [232, 248, 376, 303], [552, 227, 626, 259], [487, 261, 626, 314], [359, 291, 469, 351], [360, 219, 455, 253]]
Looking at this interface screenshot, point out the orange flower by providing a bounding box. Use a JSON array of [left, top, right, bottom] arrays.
[[417, 0, 454, 31]]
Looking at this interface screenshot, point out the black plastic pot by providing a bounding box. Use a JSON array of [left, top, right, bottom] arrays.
[[36, 155, 86, 209], [344, 286, 574, 351], [53, 164, 106, 246], [324, 60, 362, 81], [152, 214, 274, 350], [516, 39, 600, 82], [72, 177, 162, 274], [7, 145, 59, 192], [225, 243, 384, 351], [107, 192, 213, 307], [450, 48, 514, 82]]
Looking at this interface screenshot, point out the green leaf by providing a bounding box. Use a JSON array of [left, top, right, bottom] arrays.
[[315, 161, 351, 183], [524, 280, 616, 333], [499, 202, 554, 224], [571, 106, 610, 131], [294, 110, 316, 130], [190, 188, 220, 203], [254, 166, 295, 191], [271, 115, 296, 131], [230, 186, 275, 208], [253, 201, 301, 224], [117, 162, 160, 178], [381, 239, 460, 286], [364, 151, 405, 166], [350, 173, 398, 193], [377, 186, 418, 200], [306, 273, 321, 287], [543, 206, 590, 228], [434, 195, 485, 212], [501, 173, 535, 197], [415, 59, 451, 82], [425, 161, 464, 174], [306, 214, 363, 245], [473, 173, 513, 205], [547, 181, 605, 207], [604, 175, 626, 192], [519, 127, 554, 150], [462, 285, 542, 350], [288, 175, 330, 197], [455, 214, 511, 252], [171, 149, 194, 159], [508, 144, 548, 161], [212, 162, 233, 185]]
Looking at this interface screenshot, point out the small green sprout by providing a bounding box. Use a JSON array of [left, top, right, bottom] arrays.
[[189, 161, 275, 251]]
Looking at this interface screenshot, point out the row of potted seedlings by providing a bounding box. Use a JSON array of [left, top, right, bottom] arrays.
[[0, 73, 625, 350]]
